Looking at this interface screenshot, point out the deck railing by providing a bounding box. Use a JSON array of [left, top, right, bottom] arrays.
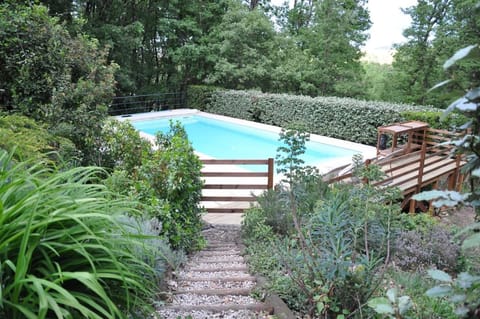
[[200, 158, 274, 213], [108, 92, 186, 116], [325, 128, 466, 212]]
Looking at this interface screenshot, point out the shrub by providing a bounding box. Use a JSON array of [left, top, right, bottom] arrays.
[[241, 207, 276, 243], [0, 114, 78, 165], [195, 89, 441, 145], [96, 119, 151, 172], [0, 151, 156, 318], [394, 225, 460, 272], [186, 85, 220, 111], [401, 110, 468, 130], [138, 122, 205, 251]]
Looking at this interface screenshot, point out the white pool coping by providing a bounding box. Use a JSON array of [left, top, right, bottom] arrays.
[[116, 108, 377, 174]]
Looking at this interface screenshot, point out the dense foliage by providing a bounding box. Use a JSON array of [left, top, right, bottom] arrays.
[[384, 0, 480, 107], [0, 2, 117, 165], [201, 89, 439, 145], [104, 120, 205, 252], [0, 114, 78, 165], [242, 128, 469, 318], [0, 151, 156, 318]]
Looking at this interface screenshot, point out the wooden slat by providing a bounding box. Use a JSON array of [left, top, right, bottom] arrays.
[[201, 159, 269, 165], [201, 172, 268, 177], [201, 196, 256, 202], [205, 208, 246, 213], [203, 184, 268, 189]]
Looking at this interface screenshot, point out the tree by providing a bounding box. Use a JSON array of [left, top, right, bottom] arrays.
[[295, 0, 371, 97], [386, 0, 480, 107], [0, 2, 117, 165], [205, 1, 277, 91]]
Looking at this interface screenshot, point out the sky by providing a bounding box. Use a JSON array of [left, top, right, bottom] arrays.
[[270, 0, 418, 52], [365, 0, 417, 51]]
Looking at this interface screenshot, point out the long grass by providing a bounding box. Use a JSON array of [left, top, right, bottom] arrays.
[[0, 150, 156, 318]]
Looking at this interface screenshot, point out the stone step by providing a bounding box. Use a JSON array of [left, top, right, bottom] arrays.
[[161, 303, 273, 313], [187, 265, 249, 272], [196, 251, 242, 256], [173, 288, 252, 296], [177, 275, 257, 282], [188, 258, 245, 264]]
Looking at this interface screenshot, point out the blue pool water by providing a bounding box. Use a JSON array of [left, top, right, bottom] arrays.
[[132, 115, 358, 168]]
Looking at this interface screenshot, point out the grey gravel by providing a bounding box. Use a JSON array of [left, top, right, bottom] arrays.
[[154, 224, 271, 318]]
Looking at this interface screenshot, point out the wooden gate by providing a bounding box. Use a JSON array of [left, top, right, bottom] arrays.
[[200, 159, 274, 213]]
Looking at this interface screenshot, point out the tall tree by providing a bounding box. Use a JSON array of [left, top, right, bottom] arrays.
[[295, 0, 371, 97], [387, 0, 452, 106], [206, 1, 277, 91]]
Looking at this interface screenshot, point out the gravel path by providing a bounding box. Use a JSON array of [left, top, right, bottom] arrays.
[[155, 224, 272, 319]]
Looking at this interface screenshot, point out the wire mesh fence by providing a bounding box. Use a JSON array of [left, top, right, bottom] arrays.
[[108, 92, 186, 116]]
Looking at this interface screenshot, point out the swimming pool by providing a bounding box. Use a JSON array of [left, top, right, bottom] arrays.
[[123, 110, 376, 172]]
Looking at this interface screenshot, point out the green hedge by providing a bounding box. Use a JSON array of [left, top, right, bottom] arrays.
[[189, 87, 449, 145]]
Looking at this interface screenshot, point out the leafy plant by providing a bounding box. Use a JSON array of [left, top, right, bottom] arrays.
[[368, 288, 413, 319], [394, 226, 460, 272], [95, 119, 151, 172], [0, 114, 78, 165], [426, 269, 480, 317], [138, 121, 205, 251], [410, 33, 480, 318], [0, 150, 156, 318], [204, 89, 438, 145]]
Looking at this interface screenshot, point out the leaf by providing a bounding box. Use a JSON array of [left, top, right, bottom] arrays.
[[459, 120, 473, 130], [429, 79, 452, 92], [442, 97, 470, 120], [386, 288, 397, 303], [316, 301, 324, 313], [472, 168, 480, 177], [426, 285, 453, 297], [443, 45, 479, 69], [449, 294, 466, 303], [412, 190, 447, 201], [428, 269, 453, 282], [455, 306, 470, 316], [367, 297, 394, 314], [457, 272, 480, 289], [462, 232, 480, 250], [456, 101, 478, 112], [465, 87, 480, 102], [398, 296, 413, 315]]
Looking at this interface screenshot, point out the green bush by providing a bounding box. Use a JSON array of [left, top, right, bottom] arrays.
[[186, 85, 220, 111], [194, 89, 441, 145], [0, 151, 156, 318], [138, 122, 205, 251], [0, 114, 78, 165], [96, 119, 151, 172], [401, 110, 468, 130]]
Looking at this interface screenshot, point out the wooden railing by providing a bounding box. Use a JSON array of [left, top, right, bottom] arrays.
[[200, 158, 274, 213], [325, 128, 466, 212]]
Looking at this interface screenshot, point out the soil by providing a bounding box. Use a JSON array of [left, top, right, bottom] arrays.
[[437, 206, 477, 228]]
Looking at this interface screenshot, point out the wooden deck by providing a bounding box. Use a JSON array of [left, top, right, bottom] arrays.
[[326, 128, 466, 212]]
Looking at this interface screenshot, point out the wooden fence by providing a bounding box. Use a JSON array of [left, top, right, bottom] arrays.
[[200, 159, 274, 213], [325, 128, 466, 213]]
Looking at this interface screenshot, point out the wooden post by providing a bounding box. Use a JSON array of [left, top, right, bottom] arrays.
[[411, 137, 427, 214], [449, 154, 461, 190], [362, 159, 372, 184], [267, 158, 274, 189], [428, 180, 439, 216]]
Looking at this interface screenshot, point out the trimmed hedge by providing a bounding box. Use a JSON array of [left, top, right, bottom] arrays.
[[189, 87, 447, 145]]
